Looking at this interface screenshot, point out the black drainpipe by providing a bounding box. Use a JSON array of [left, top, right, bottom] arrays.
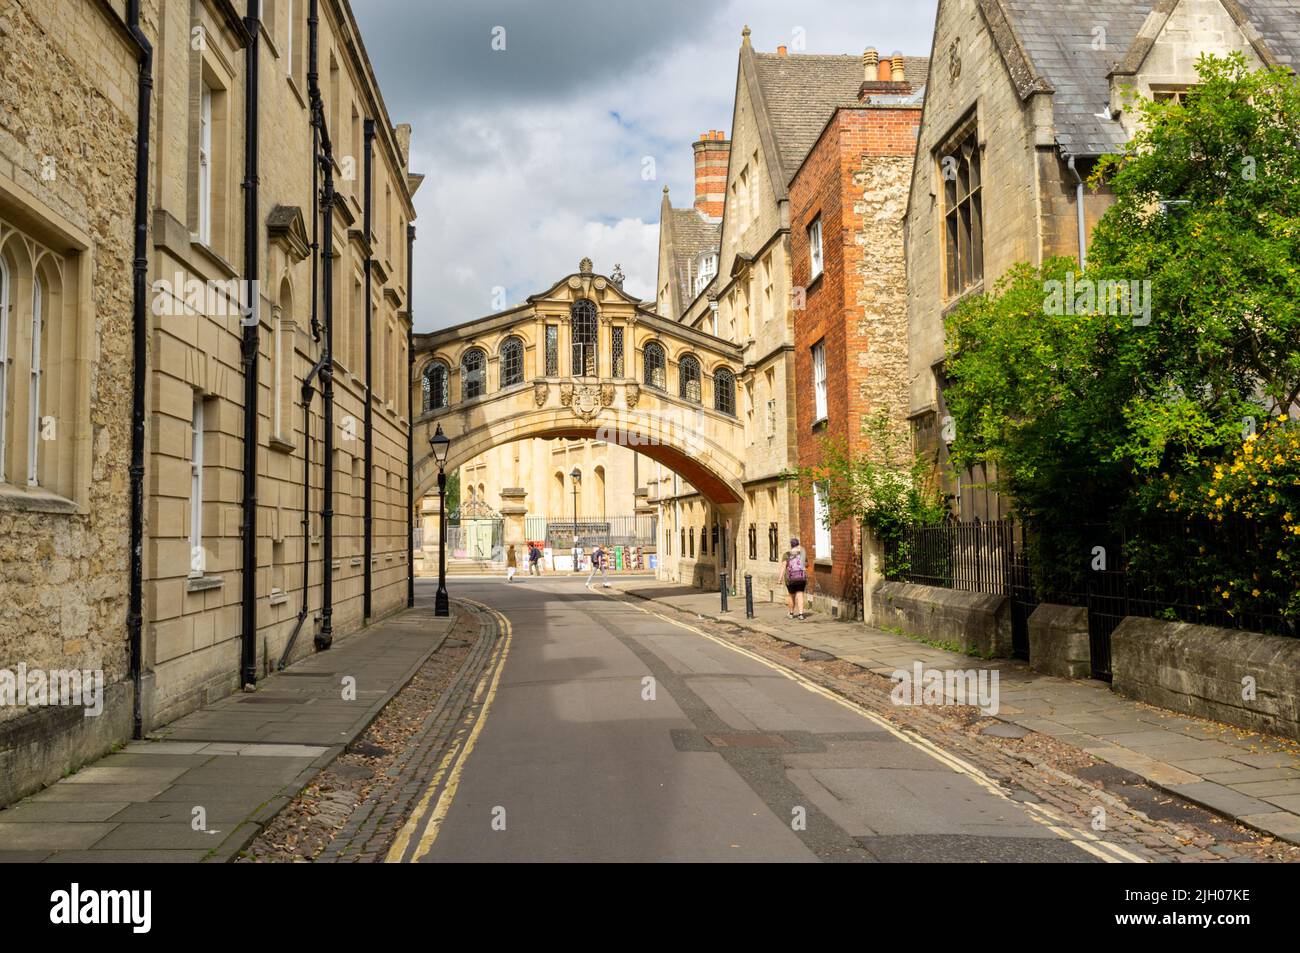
[[239, 0, 261, 687], [362, 119, 375, 619], [125, 0, 153, 740], [406, 224, 415, 608], [308, 0, 335, 650], [279, 360, 323, 670]]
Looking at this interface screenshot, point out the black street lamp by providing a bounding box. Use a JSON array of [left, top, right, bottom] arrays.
[[430, 424, 451, 617], [570, 466, 581, 574]]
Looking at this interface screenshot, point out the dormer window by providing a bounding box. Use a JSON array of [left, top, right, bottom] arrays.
[[693, 253, 717, 297]]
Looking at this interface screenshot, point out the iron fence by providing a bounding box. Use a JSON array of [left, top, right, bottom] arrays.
[[888, 516, 1297, 681]]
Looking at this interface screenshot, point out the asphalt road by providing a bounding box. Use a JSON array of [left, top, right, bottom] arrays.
[[406, 577, 1105, 863]]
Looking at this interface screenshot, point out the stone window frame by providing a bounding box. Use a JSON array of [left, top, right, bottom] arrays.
[[0, 203, 90, 513], [426, 358, 452, 410], [189, 392, 211, 578], [610, 325, 625, 378], [768, 522, 779, 562], [271, 276, 296, 447], [570, 298, 598, 377], [713, 366, 736, 417], [189, 35, 236, 260], [499, 335, 525, 389], [642, 340, 666, 390], [678, 353, 702, 404], [937, 113, 984, 300], [461, 347, 487, 401], [544, 324, 559, 376]]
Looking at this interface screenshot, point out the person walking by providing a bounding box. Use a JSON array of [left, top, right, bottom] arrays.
[[505, 543, 518, 583], [780, 537, 808, 619], [585, 544, 607, 588], [528, 542, 542, 576]]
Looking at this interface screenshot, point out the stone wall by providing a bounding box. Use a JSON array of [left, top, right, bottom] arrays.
[[873, 581, 1013, 658], [1112, 617, 1300, 741], [1028, 603, 1091, 679], [0, 0, 155, 800]]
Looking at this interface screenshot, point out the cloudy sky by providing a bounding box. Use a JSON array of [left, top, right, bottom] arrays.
[[351, 0, 939, 332]]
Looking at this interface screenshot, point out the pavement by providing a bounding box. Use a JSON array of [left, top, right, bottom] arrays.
[[397, 577, 1154, 862], [612, 579, 1300, 847], [0, 603, 455, 863]]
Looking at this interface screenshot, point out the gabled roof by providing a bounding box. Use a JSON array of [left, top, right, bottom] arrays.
[[748, 49, 929, 189], [980, 0, 1300, 156], [662, 200, 722, 319]]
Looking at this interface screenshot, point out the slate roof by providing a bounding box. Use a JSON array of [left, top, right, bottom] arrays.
[[751, 52, 930, 183], [665, 206, 722, 318], [1237, 0, 1300, 69], [990, 0, 1300, 156]]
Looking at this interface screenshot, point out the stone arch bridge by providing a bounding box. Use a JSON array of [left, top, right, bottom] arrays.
[[410, 262, 746, 556]]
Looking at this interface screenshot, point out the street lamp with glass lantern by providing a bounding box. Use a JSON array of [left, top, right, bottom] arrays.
[[570, 466, 581, 574], [429, 424, 451, 617]]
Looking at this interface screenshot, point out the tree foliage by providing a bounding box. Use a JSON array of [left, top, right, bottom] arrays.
[[942, 55, 1299, 622]]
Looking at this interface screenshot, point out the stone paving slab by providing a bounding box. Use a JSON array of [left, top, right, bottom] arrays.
[[618, 580, 1300, 846], [0, 606, 456, 862]]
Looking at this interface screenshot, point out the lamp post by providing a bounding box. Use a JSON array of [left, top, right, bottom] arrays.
[[429, 424, 451, 617], [570, 466, 581, 574]]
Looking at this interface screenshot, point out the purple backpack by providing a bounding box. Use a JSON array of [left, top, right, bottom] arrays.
[[786, 551, 806, 582]]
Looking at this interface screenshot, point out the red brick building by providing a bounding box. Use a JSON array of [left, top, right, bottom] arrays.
[[789, 50, 924, 618]]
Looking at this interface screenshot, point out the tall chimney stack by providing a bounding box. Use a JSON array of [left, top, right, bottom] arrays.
[[863, 47, 878, 81], [891, 52, 906, 83], [692, 129, 730, 220]]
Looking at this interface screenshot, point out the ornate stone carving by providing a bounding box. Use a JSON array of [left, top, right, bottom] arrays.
[[947, 37, 961, 83], [579, 256, 593, 275], [559, 383, 611, 421], [533, 381, 549, 407], [625, 382, 640, 409]]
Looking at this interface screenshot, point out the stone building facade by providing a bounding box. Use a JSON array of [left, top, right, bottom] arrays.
[[143, 0, 418, 728], [0, 0, 418, 803], [788, 52, 924, 618], [0, 0, 145, 803], [650, 30, 926, 611], [904, 0, 1294, 517]]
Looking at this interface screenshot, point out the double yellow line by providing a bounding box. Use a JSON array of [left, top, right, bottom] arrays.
[[598, 590, 1147, 864], [384, 599, 513, 863]]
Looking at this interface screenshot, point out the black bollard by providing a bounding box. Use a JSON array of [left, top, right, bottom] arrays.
[[744, 573, 754, 619], [720, 572, 729, 612]]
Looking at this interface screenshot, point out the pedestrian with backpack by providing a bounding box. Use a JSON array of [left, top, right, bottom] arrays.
[[781, 537, 808, 620]]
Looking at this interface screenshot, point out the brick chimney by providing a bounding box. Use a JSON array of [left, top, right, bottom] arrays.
[[692, 130, 729, 220]]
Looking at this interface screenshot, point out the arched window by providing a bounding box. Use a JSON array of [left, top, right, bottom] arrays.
[[422, 360, 449, 412], [461, 348, 486, 400], [714, 367, 736, 416], [643, 341, 666, 389], [679, 355, 701, 403], [570, 299, 597, 376], [499, 336, 524, 388]]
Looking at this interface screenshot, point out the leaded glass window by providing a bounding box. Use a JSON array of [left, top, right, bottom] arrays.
[[499, 336, 523, 388], [612, 326, 624, 377], [545, 325, 558, 376], [571, 299, 597, 376], [422, 360, 449, 412], [643, 341, 666, 389], [679, 355, 701, 403], [461, 348, 486, 400], [714, 367, 736, 416]]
